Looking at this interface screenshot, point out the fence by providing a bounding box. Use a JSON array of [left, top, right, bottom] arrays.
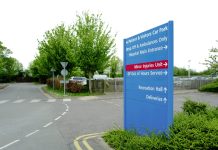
[[90, 78, 123, 93], [91, 78, 214, 93], [174, 79, 214, 90]]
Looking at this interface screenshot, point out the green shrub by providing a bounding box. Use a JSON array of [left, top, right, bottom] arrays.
[[199, 79, 218, 92], [182, 99, 207, 115], [170, 113, 218, 149], [103, 100, 218, 150]]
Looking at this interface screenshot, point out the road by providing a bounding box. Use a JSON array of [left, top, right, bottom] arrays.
[[0, 83, 217, 150], [0, 83, 121, 150]]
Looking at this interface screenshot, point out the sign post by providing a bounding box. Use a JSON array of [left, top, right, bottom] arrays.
[[51, 68, 56, 90], [60, 62, 68, 96], [124, 21, 174, 135]]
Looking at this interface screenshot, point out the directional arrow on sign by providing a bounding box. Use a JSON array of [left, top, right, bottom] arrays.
[[163, 45, 168, 50], [163, 62, 168, 67], [163, 70, 168, 75], [164, 87, 167, 93], [163, 98, 167, 103]]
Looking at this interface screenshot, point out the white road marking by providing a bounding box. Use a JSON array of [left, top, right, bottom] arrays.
[[64, 104, 69, 111], [43, 122, 53, 128], [65, 104, 69, 108], [101, 100, 121, 107], [0, 100, 9, 104], [13, 99, 25, 103], [0, 139, 20, 149], [47, 99, 56, 102], [25, 130, 39, 138], [114, 104, 121, 107], [30, 99, 41, 103], [54, 116, 62, 121], [63, 98, 71, 102], [62, 112, 66, 116]]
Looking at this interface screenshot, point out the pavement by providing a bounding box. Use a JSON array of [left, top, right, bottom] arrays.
[[0, 83, 217, 150], [0, 84, 8, 89]]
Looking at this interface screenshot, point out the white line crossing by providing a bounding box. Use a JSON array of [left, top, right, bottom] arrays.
[[63, 98, 71, 102], [0, 100, 9, 104], [47, 99, 56, 102], [0, 139, 20, 149], [0, 98, 74, 104], [43, 122, 53, 128], [30, 99, 41, 103], [54, 116, 62, 121], [25, 130, 39, 137], [13, 99, 25, 103]]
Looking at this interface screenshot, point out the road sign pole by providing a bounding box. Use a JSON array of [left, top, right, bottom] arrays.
[[60, 62, 68, 96], [51, 68, 56, 90], [64, 69, 66, 96], [52, 71, 54, 90]]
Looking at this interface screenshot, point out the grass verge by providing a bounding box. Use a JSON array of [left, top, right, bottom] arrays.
[[199, 79, 218, 92], [42, 86, 104, 97], [0, 84, 8, 90], [103, 100, 218, 150]]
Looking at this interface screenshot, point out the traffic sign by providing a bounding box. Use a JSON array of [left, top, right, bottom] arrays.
[[60, 80, 69, 84], [61, 69, 68, 76], [60, 62, 68, 68], [124, 21, 174, 135], [51, 68, 56, 72]]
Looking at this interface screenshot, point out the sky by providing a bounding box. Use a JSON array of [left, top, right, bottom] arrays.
[[0, 0, 218, 71]]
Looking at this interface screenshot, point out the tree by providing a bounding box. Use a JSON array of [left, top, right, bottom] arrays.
[[0, 41, 23, 82], [174, 67, 188, 76], [204, 47, 218, 73], [72, 12, 116, 93], [109, 56, 122, 78], [36, 24, 75, 78]]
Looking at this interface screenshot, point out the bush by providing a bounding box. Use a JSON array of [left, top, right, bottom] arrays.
[[170, 113, 218, 149], [103, 100, 218, 150], [199, 79, 218, 92], [182, 99, 207, 115], [46, 78, 61, 89], [67, 81, 83, 93]]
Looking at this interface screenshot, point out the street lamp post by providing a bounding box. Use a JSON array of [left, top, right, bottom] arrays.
[[188, 60, 191, 78]]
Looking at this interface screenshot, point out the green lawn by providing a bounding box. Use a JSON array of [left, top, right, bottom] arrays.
[[42, 86, 104, 97]]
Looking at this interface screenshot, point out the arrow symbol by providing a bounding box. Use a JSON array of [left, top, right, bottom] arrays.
[[163, 70, 168, 75], [164, 87, 167, 93], [163, 45, 168, 49], [163, 98, 167, 103], [163, 62, 168, 67]]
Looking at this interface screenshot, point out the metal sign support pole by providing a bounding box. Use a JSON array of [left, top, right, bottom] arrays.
[[64, 68, 66, 96], [52, 71, 54, 90]]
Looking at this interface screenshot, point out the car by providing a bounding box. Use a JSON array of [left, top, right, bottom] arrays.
[[93, 74, 108, 80], [69, 77, 87, 85]]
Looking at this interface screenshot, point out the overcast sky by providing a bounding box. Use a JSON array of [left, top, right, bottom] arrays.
[[0, 0, 218, 71]]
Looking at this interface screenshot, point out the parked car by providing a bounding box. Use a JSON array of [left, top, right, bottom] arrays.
[[69, 77, 87, 85], [93, 74, 108, 80]]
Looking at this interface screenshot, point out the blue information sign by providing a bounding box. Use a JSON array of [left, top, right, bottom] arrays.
[[124, 21, 174, 135]]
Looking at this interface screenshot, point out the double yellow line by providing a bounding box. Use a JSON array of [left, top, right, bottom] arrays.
[[73, 132, 106, 150]]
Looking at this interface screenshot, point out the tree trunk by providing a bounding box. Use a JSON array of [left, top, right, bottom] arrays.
[[88, 72, 92, 93]]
